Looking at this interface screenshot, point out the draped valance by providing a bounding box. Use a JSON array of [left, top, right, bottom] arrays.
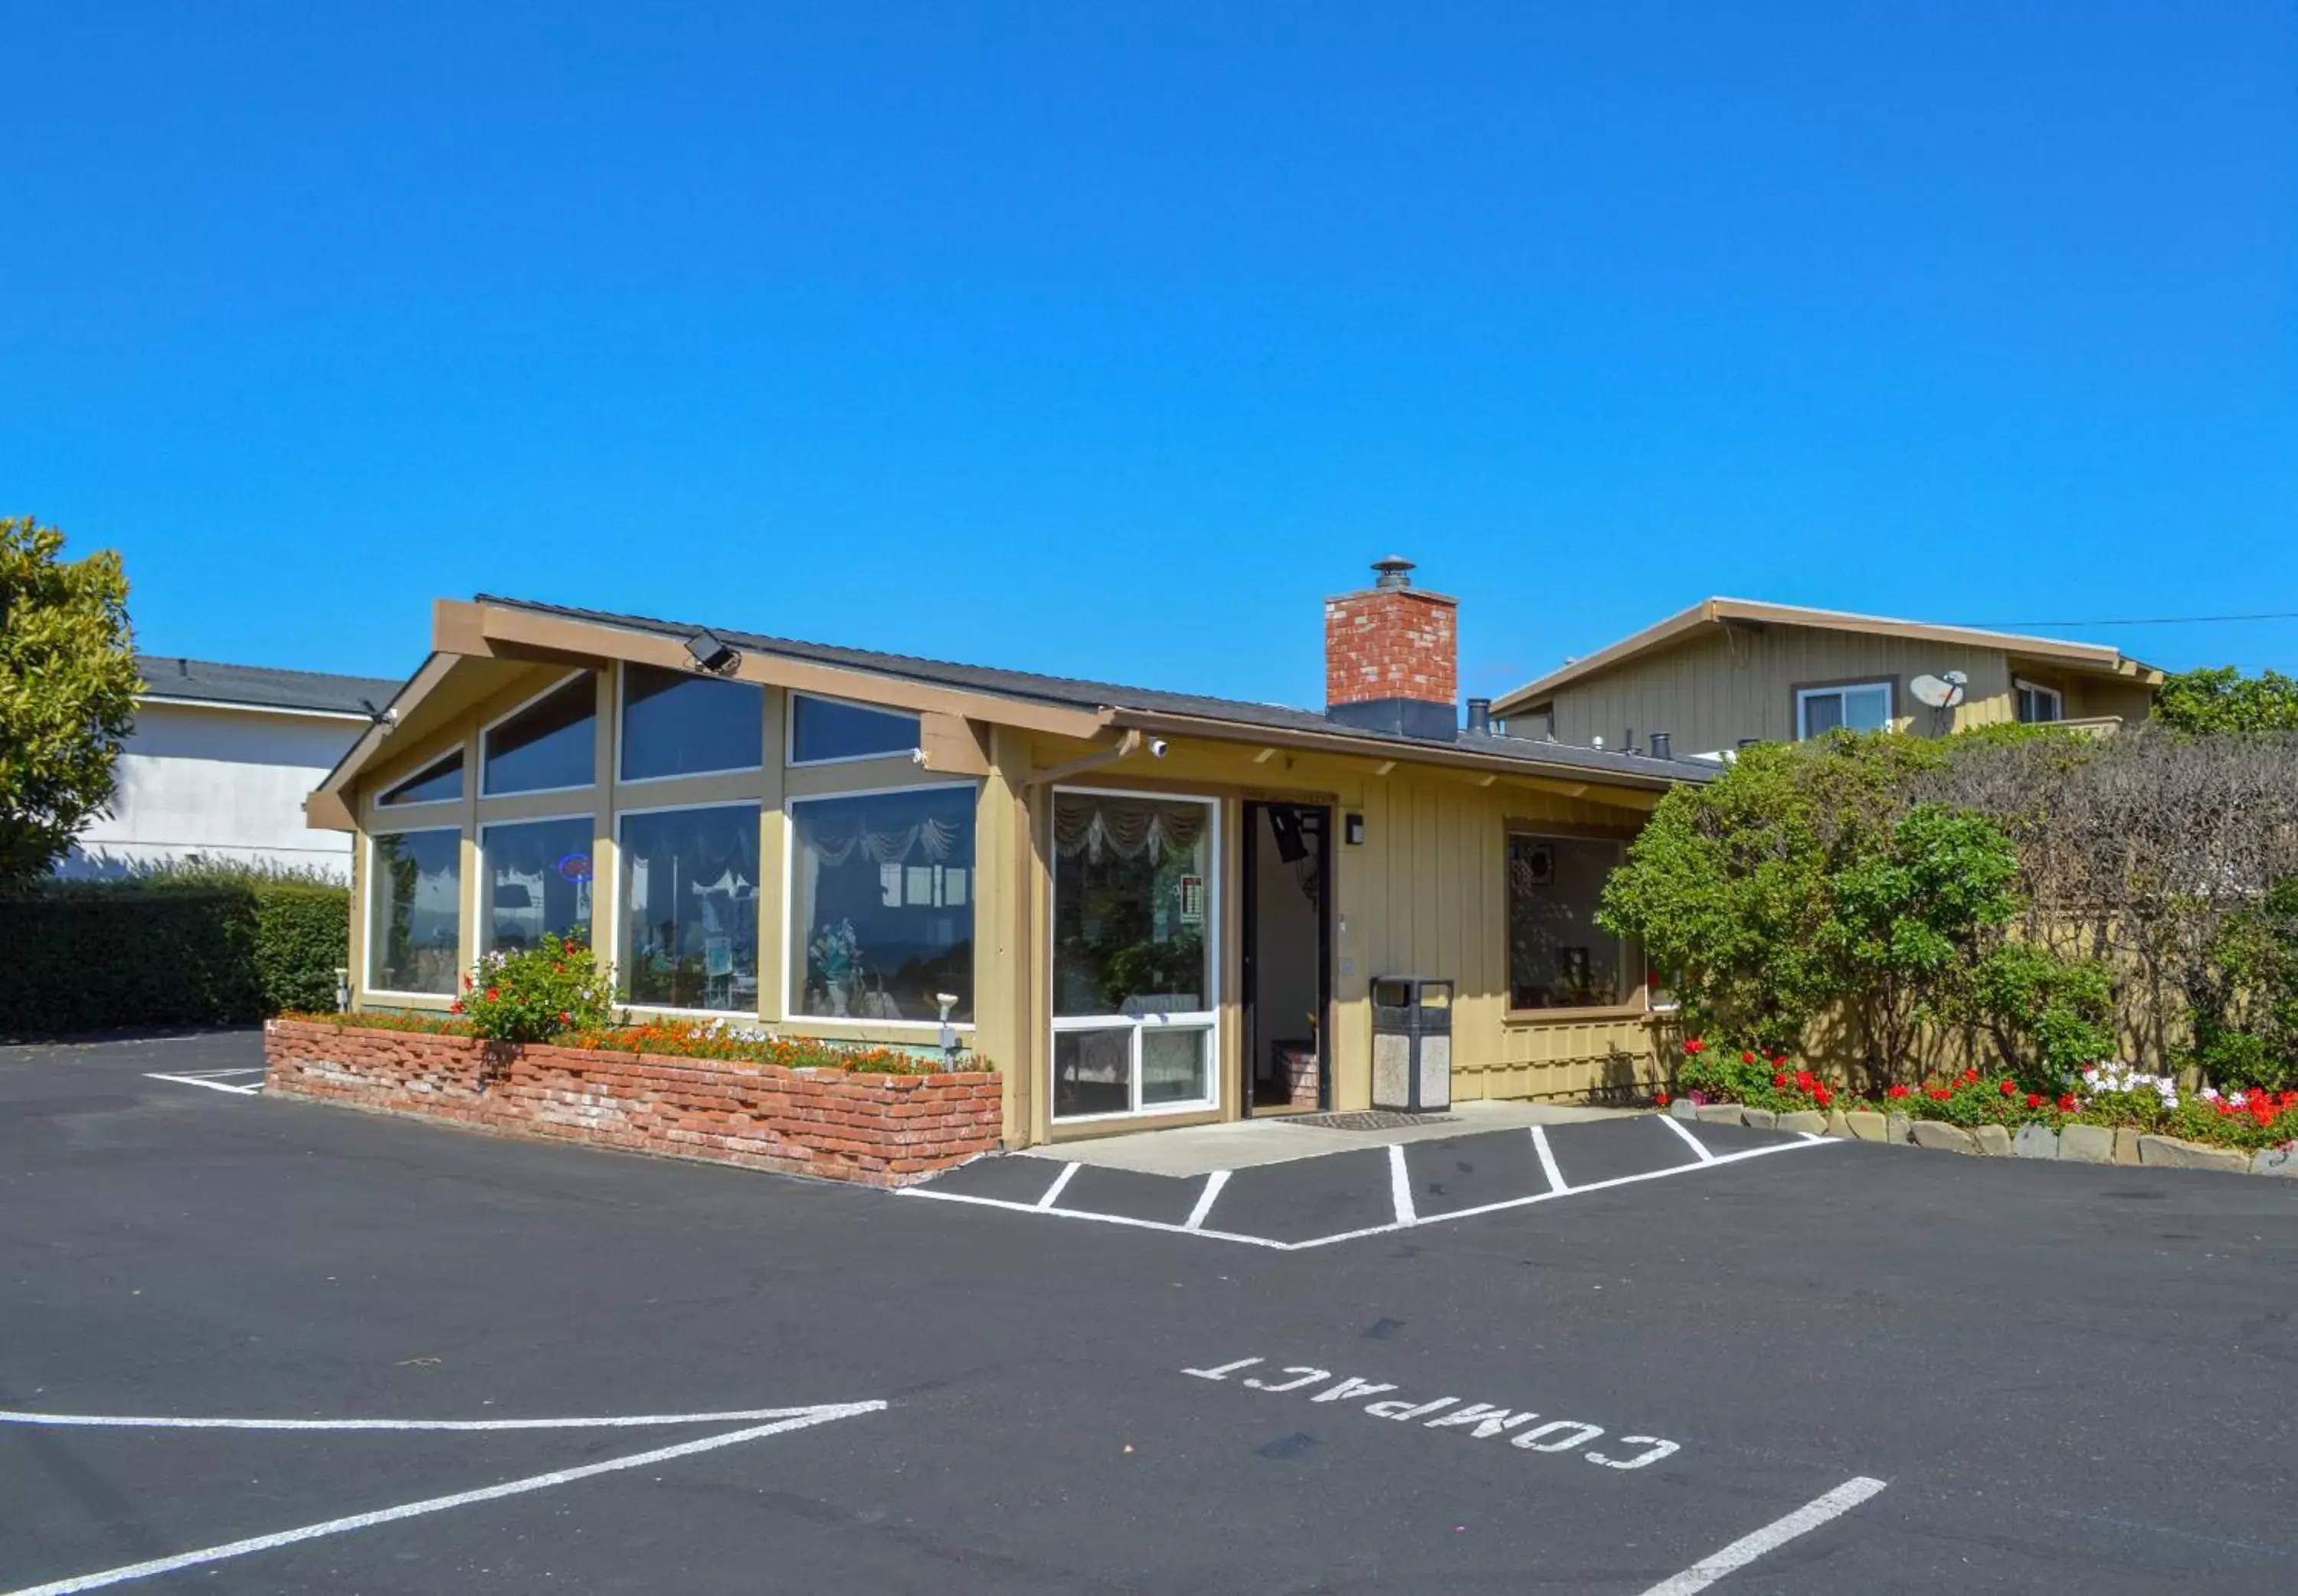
[[1053, 796, 1210, 862]]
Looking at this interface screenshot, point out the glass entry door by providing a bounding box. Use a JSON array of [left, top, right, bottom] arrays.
[[1050, 788, 1219, 1122]]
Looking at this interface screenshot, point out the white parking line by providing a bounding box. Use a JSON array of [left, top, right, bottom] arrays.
[[1656, 1114, 1715, 1163], [1387, 1143, 1416, 1225], [0, 1403, 859, 1433], [1635, 1475, 1887, 1594], [144, 1073, 263, 1096], [1529, 1126, 1566, 1193], [1035, 1163, 1081, 1208], [1183, 1170, 1230, 1231], [900, 1135, 1840, 1250], [0, 1400, 886, 1596]]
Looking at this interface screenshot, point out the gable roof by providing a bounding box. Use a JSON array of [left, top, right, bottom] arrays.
[[1490, 597, 2165, 716], [468, 594, 1720, 787], [136, 655, 404, 719]]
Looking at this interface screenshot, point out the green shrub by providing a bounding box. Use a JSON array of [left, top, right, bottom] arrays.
[[458, 932, 618, 1043], [1951, 940, 2119, 1091], [0, 871, 349, 1034], [2195, 877, 2298, 1091]]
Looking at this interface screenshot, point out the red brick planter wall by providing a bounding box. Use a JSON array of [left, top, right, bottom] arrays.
[[264, 1019, 1003, 1187]]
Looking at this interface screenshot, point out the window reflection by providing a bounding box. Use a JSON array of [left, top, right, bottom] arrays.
[[620, 665, 763, 782], [370, 829, 460, 994], [485, 676, 596, 795], [620, 804, 760, 1012], [789, 786, 975, 1022], [483, 816, 594, 953]]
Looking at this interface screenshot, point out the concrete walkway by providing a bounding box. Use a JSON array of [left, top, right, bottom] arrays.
[[1018, 1098, 1635, 1177]]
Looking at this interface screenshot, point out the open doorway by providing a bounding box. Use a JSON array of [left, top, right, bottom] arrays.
[[1242, 802, 1331, 1116]]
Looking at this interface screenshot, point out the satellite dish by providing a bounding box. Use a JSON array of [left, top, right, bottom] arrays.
[[1910, 672, 1968, 710]]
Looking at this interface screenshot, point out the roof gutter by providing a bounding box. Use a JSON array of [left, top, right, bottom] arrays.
[[1102, 708, 1695, 792]]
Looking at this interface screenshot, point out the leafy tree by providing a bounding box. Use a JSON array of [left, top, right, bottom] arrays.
[[0, 518, 140, 889], [1600, 731, 2109, 1084], [1948, 940, 2119, 1089], [2156, 666, 2298, 734]]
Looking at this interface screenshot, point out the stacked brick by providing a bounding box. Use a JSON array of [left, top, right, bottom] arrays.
[[1324, 587, 1458, 707], [263, 1019, 1002, 1187]]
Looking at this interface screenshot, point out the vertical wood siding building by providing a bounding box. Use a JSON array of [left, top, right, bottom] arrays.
[[310, 561, 1714, 1148]]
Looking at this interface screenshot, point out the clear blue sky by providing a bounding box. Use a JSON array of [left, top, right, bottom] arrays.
[[4, 2, 2292, 705]]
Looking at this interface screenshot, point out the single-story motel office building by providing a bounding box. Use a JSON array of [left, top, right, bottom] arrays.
[[309, 561, 1714, 1149]]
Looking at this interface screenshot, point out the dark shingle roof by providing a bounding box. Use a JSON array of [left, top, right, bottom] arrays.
[[476, 595, 1717, 785], [136, 656, 403, 718]]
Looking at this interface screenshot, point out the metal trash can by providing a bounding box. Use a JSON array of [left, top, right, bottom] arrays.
[[1370, 976, 1453, 1112]]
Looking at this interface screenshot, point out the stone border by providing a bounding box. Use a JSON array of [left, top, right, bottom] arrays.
[[1672, 1099, 2298, 1178], [264, 1019, 1003, 1187]]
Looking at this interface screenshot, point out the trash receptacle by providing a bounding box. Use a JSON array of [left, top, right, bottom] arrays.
[[1370, 976, 1453, 1112]]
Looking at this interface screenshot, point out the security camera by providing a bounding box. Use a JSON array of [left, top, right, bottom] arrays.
[[1148, 737, 1169, 758]]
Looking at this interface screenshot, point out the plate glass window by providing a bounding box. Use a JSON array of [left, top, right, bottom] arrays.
[[1505, 833, 1636, 1009], [379, 752, 463, 807], [620, 804, 761, 1012], [788, 786, 976, 1023], [482, 816, 595, 953], [1797, 682, 1892, 738], [369, 829, 461, 994], [2015, 679, 2064, 724], [484, 676, 597, 796], [620, 664, 764, 782], [789, 695, 920, 765], [1051, 792, 1217, 1120]]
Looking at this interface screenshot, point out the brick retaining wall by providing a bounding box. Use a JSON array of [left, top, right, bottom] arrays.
[[264, 1019, 1003, 1187]]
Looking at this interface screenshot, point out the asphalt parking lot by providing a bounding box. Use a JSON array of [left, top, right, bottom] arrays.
[[5, 1033, 2296, 1594]]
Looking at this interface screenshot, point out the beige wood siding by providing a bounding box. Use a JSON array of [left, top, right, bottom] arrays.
[[1532, 624, 2156, 754]]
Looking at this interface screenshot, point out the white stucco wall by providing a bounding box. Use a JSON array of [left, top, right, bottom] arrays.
[[59, 701, 369, 881]]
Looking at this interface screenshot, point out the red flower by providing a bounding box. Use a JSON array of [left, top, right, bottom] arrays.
[[554, 963, 566, 974], [1773, 1071, 1790, 1088], [449, 1000, 463, 1014], [1655, 1091, 1671, 1107], [1929, 1087, 1952, 1101], [1795, 1071, 1815, 1089], [486, 987, 499, 1001], [1812, 1085, 1833, 1106], [1887, 1084, 1911, 1099], [1960, 1069, 1979, 1086], [558, 1010, 571, 1022], [1742, 1051, 1757, 1064], [1683, 1038, 1706, 1055], [462, 973, 473, 989], [2026, 1094, 2044, 1110], [1999, 1079, 2018, 1097], [2056, 1094, 2078, 1112]]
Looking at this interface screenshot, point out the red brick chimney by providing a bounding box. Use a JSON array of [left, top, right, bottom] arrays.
[[1324, 557, 1460, 741]]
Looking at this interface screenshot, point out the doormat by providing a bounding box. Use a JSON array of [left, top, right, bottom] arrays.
[[1284, 1110, 1459, 1132]]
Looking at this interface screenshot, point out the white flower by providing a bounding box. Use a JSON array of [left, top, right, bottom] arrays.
[[2231, 1091, 2248, 1108], [2201, 1087, 2221, 1101]]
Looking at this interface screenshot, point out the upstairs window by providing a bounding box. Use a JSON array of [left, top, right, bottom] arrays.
[[379, 751, 463, 807], [483, 675, 597, 796], [620, 663, 764, 783], [1796, 681, 1892, 739], [2015, 679, 2064, 724], [1506, 832, 1637, 1010], [789, 694, 920, 766]]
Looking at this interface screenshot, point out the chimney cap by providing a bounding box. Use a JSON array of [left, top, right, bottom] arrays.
[[1371, 555, 1416, 590]]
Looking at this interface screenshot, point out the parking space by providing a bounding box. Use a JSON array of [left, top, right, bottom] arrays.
[[908, 1112, 1836, 1248], [8, 1034, 2298, 1593]]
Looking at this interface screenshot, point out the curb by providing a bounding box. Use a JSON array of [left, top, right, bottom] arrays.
[[1667, 1098, 2298, 1178]]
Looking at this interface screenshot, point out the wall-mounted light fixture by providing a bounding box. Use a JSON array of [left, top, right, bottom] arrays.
[[684, 630, 741, 675], [1344, 813, 1366, 846]]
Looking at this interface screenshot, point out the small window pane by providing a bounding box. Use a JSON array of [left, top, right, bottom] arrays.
[[1843, 685, 1891, 731], [1052, 794, 1213, 1018], [620, 804, 761, 1012], [1507, 834, 1633, 1009], [483, 816, 595, 954], [380, 752, 463, 807], [620, 664, 764, 782], [790, 695, 920, 764], [369, 829, 460, 994], [1141, 1025, 1213, 1106], [789, 786, 976, 1022], [1800, 692, 1845, 737], [1054, 1028, 1132, 1118], [485, 676, 596, 795]]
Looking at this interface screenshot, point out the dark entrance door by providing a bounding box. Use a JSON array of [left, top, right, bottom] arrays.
[[1241, 802, 1332, 1116]]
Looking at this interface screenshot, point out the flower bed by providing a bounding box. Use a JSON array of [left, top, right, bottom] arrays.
[[1667, 1038, 2298, 1160], [264, 1016, 1002, 1187]]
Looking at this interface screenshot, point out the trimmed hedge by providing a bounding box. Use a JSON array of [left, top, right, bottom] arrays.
[[0, 880, 349, 1035]]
